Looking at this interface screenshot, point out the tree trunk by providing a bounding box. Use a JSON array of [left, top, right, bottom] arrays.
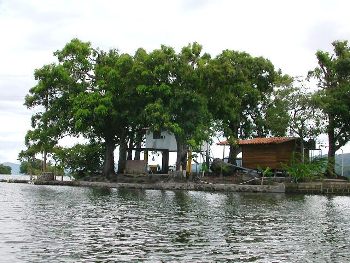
[[327, 113, 336, 177], [103, 136, 116, 178], [134, 130, 143, 160], [134, 140, 141, 160], [43, 150, 47, 172], [162, 150, 169, 173], [118, 137, 127, 174], [300, 138, 305, 163], [228, 144, 241, 165], [205, 145, 210, 170], [176, 138, 187, 171], [43, 92, 48, 173], [227, 124, 240, 165], [127, 139, 133, 160]]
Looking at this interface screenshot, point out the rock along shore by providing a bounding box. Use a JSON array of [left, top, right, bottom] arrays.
[[2, 178, 350, 195], [1, 178, 284, 193]]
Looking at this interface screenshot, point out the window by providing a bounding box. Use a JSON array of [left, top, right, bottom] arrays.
[[153, 131, 161, 139]]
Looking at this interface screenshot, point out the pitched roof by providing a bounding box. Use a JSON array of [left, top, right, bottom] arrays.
[[217, 137, 297, 146]]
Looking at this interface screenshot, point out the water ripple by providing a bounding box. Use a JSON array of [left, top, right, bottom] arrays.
[[1, 183, 350, 262]]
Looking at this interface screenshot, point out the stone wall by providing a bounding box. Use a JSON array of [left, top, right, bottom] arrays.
[[285, 180, 350, 194], [75, 181, 285, 193], [36, 172, 55, 181], [125, 160, 147, 175]]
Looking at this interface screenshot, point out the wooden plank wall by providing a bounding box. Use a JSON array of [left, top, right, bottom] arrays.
[[242, 140, 301, 170]]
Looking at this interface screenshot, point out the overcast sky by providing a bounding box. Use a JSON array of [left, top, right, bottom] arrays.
[[1, 0, 350, 163]]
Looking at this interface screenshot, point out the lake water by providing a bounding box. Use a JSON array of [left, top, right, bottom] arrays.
[[1, 177, 350, 262]]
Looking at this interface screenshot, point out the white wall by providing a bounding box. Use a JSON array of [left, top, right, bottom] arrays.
[[145, 131, 178, 151]]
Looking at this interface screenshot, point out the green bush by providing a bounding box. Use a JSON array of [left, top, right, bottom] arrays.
[[0, 164, 11, 174], [283, 157, 327, 183], [54, 143, 104, 179], [257, 166, 273, 177]]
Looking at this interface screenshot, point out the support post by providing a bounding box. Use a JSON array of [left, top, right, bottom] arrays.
[[162, 150, 169, 173], [186, 149, 192, 175], [144, 150, 148, 162]]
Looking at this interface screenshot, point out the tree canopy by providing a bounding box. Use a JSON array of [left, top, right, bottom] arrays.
[[20, 38, 350, 178], [0, 164, 11, 175], [309, 40, 350, 176]]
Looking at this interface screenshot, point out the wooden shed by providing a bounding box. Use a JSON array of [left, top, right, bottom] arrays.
[[218, 137, 306, 170]]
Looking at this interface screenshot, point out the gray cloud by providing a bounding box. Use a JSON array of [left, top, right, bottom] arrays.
[[1, 0, 350, 163]]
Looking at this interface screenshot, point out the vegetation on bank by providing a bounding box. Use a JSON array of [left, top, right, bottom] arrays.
[[19, 158, 64, 176], [283, 157, 328, 183], [0, 164, 11, 175], [18, 39, 350, 178]]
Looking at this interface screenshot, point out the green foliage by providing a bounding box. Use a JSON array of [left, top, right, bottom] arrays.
[[0, 164, 11, 174], [274, 80, 325, 140], [19, 158, 63, 176], [140, 44, 212, 145], [309, 40, 350, 175], [200, 163, 209, 173], [204, 49, 288, 162], [19, 159, 41, 175], [22, 38, 348, 177], [257, 166, 273, 177], [137, 43, 212, 169], [53, 143, 104, 179], [283, 157, 328, 183]]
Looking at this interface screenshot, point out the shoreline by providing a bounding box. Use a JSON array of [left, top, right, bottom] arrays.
[[2, 178, 350, 195], [0, 178, 285, 193]]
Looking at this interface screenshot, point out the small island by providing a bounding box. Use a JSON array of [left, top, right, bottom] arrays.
[[12, 39, 350, 194]]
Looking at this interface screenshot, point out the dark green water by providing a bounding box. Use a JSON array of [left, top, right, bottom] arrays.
[[0, 182, 350, 262]]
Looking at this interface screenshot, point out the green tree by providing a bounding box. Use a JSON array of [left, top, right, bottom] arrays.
[[266, 77, 325, 149], [116, 47, 152, 170], [0, 164, 11, 174], [19, 158, 42, 175], [23, 39, 140, 178], [205, 50, 278, 163], [309, 40, 350, 176], [252, 73, 293, 138], [53, 143, 103, 179], [140, 43, 212, 170], [24, 64, 70, 172]]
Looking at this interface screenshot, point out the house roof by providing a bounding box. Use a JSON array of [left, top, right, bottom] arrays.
[[217, 137, 298, 146]]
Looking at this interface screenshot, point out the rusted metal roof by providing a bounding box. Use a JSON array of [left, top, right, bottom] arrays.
[[217, 137, 297, 146]]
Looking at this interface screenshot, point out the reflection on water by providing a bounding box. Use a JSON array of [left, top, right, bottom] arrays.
[[0, 182, 350, 262]]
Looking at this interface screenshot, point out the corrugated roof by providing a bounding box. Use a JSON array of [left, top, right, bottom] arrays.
[[217, 137, 297, 146]]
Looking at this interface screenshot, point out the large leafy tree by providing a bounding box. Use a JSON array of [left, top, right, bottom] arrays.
[[55, 40, 136, 177], [250, 73, 293, 138], [120, 48, 152, 164], [22, 39, 138, 178], [286, 83, 324, 142], [140, 43, 212, 170], [309, 40, 350, 176], [264, 79, 325, 162], [23, 64, 70, 171], [205, 50, 278, 163]]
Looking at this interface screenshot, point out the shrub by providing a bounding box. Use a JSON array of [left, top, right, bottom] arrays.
[[283, 157, 327, 183], [257, 166, 273, 177]]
